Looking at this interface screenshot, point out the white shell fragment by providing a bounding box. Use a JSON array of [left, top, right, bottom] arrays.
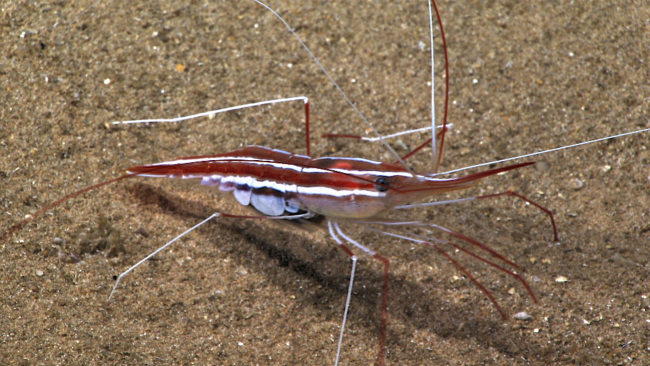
[[513, 312, 532, 321], [569, 178, 583, 191], [555, 276, 568, 283]]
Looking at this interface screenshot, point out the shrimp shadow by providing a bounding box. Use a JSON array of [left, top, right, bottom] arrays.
[[128, 182, 552, 362]]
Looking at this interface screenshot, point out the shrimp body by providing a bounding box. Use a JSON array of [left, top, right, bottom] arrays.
[[125, 145, 534, 220]]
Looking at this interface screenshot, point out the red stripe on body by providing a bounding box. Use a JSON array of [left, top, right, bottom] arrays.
[[126, 146, 385, 192]]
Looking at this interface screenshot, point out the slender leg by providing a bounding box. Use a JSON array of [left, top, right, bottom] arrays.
[[108, 212, 311, 302], [111, 96, 312, 154], [0, 174, 135, 243], [331, 221, 390, 366], [356, 219, 540, 319], [327, 221, 358, 366], [355, 218, 520, 269], [359, 224, 535, 320], [304, 100, 311, 156], [322, 125, 450, 164], [373, 253, 390, 366], [420, 235, 537, 303], [395, 189, 558, 242], [475, 190, 558, 242]]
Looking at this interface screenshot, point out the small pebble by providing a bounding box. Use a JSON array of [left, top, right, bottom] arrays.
[[134, 227, 149, 238], [35, 270, 44, 276], [53, 237, 64, 245], [535, 161, 550, 172], [59, 251, 79, 264]]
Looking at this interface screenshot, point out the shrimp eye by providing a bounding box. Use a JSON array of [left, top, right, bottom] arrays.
[[374, 177, 390, 192]]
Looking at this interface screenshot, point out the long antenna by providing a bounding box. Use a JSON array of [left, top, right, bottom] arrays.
[[251, 0, 412, 172], [431, 127, 650, 176]]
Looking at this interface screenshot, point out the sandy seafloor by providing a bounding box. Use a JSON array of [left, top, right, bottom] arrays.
[[2, 0, 650, 364]]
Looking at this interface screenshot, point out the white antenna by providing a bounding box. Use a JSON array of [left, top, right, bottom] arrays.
[[432, 127, 650, 176], [251, 0, 411, 172]]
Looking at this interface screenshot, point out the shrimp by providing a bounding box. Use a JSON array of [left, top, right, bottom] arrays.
[[1, 1, 649, 365]]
